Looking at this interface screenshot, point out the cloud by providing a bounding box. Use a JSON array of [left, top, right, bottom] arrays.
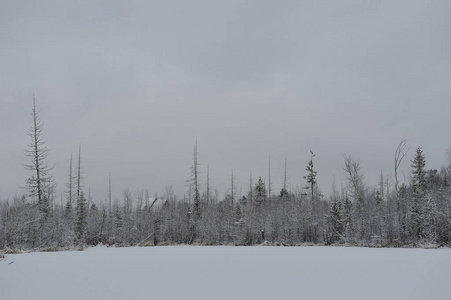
[[1, 0, 450, 199]]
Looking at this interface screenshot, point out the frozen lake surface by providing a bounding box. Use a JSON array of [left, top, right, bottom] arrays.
[[1, 246, 450, 300]]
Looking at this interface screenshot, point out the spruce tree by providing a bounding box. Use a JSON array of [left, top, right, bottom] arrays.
[[23, 96, 54, 216], [254, 177, 266, 204], [304, 151, 317, 204], [75, 192, 88, 241], [410, 146, 427, 240], [411, 147, 427, 198]]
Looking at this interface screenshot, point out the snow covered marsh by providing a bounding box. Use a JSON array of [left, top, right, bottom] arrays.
[[1, 246, 450, 300]]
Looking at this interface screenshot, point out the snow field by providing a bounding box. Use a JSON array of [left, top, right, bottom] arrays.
[[1, 246, 450, 300]]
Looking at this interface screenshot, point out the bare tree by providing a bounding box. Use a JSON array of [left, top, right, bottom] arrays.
[[108, 173, 112, 214], [64, 154, 75, 219], [248, 172, 253, 202], [445, 147, 451, 175], [343, 156, 365, 200], [23, 96, 54, 215], [189, 141, 201, 219], [186, 141, 201, 244], [268, 157, 272, 199], [75, 191, 88, 241], [66, 154, 75, 205], [394, 139, 409, 199], [123, 188, 132, 216], [280, 159, 289, 198], [230, 169, 236, 205], [206, 165, 211, 204], [76, 144, 83, 200]]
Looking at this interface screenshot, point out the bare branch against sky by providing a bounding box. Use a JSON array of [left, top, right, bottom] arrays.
[[1, 0, 450, 200]]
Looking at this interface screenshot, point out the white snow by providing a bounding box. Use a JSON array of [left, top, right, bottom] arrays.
[[1, 246, 450, 300]]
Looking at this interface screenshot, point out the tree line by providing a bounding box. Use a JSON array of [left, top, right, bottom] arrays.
[[1, 99, 450, 251]]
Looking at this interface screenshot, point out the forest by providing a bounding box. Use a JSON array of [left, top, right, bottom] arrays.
[[1, 100, 450, 251]]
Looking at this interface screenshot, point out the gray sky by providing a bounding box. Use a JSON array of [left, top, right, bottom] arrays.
[[1, 0, 450, 202]]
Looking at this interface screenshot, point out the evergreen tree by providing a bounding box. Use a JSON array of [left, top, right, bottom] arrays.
[[328, 196, 343, 243], [254, 177, 266, 204], [235, 202, 243, 224], [64, 200, 73, 219], [410, 146, 427, 240], [304, 151, 317, 204], [411, 147, 427, 198], [280, 188, 289, 198], [23, 96, 54, 217], [75, 192, 88, 241]]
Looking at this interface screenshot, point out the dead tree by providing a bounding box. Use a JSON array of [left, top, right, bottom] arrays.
[[394, 139, 409, 199]]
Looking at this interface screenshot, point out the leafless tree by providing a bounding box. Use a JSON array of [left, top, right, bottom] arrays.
[[343, 156, 365, 200], [280, 159, 289, 199], [123, 188, 132, 216], [191, 141, 201, 216], [230, 169, 236, 205], [76, 144, 83, 200], [394, 139, 409, 199], [187, 141, 201, 243], [268, 157, 272, 199], [445, 147, 451, 173], [65, 154, 75, 205], [206, 165, 211, 204], [108, 173, 112, 214], [248, 172, 253, 202]]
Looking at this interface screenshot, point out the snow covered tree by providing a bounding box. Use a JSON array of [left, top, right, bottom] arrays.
[[75, 192, 88, 241], [191, 142, 201, 220], [229, 169, 236, 205], [342, 195, 353, 242], [343, 156, 365, 204], [421, 194, 436, 243], [23, 96, 54, 216], [411, 147, 427, 199], [115, 205, 123, 229], [410, 147, 427, 240], [235, 202, 243, 224], [280, 159, 289, 199], [64, 154, 75, 220], [343, 156, 367, 240], [268, 157, 272, 199], [86, 203, 100, 245], [254, 177, 266, 204], [327, 196, 343, 243], [304, 151, 317, 204], [206, 165, 211, 204], [76, 144, 83, 200], [186, 142, 202, 243]]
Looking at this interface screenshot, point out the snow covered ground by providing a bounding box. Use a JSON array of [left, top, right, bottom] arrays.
[[1, 246, 450, 300]]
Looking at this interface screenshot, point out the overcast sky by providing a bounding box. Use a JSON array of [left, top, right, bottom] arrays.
[[1, 0, 450, 202]]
